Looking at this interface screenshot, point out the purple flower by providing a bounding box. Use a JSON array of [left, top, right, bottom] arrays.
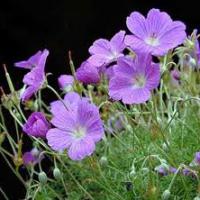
[[76, 61, 100, 84], [109, 54, 160, 104], [125, 8, 186, 56], [88, 30, 126, 67], [15, 50, 43, 69], [58, 75, 74, 91], [20, 49, 49, 101], [195, 152, 200, 165], [22, 147, 43, 166], [47, 92, 104, 160], [23, 112, 51, 138]]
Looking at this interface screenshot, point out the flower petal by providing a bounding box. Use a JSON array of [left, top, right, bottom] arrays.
[[89, 39, 111, 55], [47, 128, 73, 151], [68, 136, 95, 160], [126, 11, 147, 38], [76, 61, 100, 84], [110, 30, 126, 52]]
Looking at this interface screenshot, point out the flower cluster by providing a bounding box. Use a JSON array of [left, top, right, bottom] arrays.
[[75, 8, 186, 104], [10, 8, 187, 162], [2, 7, 200, 199]]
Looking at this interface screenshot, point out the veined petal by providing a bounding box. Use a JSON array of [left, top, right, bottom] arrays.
[[89, 39, 111, 55], [68, 136, 95, 160], [47, 128, 73, 151], [110, 30, 126, 53]]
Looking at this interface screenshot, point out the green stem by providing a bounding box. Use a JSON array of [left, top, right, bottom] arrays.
[[9, 110, 23, 127], [0, 122, 17, 155], [0, 186, 9, 200]]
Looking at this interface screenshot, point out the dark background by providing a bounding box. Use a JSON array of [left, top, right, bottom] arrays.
[[0, 0, 199, 199]]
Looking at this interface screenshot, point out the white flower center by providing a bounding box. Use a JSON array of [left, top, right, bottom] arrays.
[[73, 126, 86, 139], [133, 74, 146, 88], [145, 33, 160, 47]]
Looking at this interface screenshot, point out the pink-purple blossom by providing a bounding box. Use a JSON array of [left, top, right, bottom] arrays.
[[23, 112, 51, 138], [76, 61, 100, 84], [125, 8, 186, 56], [88, 30, 126, 67], [46, 92, 104, 160], [58, 74, 74, 91], [20, 49, 49, 101], [109, 54, 160, 104]]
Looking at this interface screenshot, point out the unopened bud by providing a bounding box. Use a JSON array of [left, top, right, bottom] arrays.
[[99, 156, 108, 166], [38, 171, 47, 184], [130, 163, 136, 177], [130, 170, 136, 177], [194, 196, 200, 200], [53, 168, 62, 180], [162, 189, 171, 200], [126, 124, 132, 132]]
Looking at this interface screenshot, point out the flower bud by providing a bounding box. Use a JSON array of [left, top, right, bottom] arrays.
[[53, 168, 62, 180], [130, 163, 136, 177], [162, 142, 169, 151], [126, 124, 132, 133], [23, 112, 50, 138], [38, 171, 47, 184], [194, 196, 200, 200], [58, 74, 74, 92], [130, 170, 136, 177], [162, 189, 171, 200], [99, 156, 108, 166]]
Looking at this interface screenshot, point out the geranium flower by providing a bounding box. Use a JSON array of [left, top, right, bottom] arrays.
[[20, 49, 49, 101], [88, 30, 126, 67], [47, 92, 104, 160], [109, 54, 160, 104], [125, 8, 186, 56]]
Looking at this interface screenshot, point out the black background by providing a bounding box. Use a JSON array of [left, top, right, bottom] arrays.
[[0, 0, 199, 199]]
